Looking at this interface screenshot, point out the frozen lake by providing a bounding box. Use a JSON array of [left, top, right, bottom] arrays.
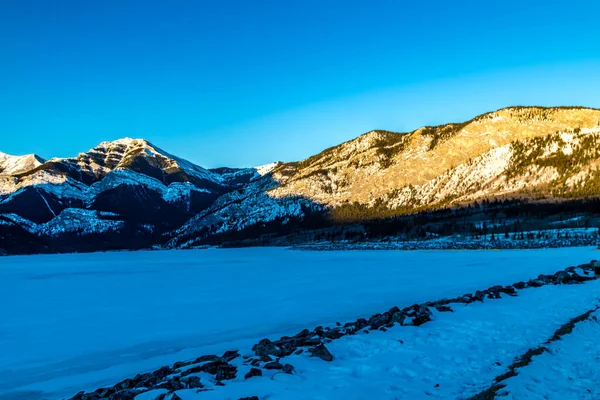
[[1, 247, 598, 399]]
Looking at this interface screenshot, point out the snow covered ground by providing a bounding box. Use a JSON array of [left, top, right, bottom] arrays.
[[0, 247, 598, 400], [502, 309, 600, 400], [193, 280, 600, 400]]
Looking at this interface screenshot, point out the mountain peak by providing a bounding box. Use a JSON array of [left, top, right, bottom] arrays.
[[94, 137, 153, 151], [0, 152, 45, 175]]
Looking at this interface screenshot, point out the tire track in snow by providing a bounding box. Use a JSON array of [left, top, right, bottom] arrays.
[[468, 304, 600, 400]]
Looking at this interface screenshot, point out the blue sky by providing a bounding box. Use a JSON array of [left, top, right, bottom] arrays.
[[1, 0, 600, 168]]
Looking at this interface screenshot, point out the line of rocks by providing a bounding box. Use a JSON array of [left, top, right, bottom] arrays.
[[294, 238, 599, 251], [67, 260, 599, 400]]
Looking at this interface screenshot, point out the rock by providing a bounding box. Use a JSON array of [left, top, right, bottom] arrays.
[[412, 305, 432, 326], [116, 378, 138, 390], [572, 267, 595, 282], [172, 360, 192, 370], [354, 318, 368, 330], [251, 359, 261, 367], [513, 281, 527, 289], [215, 381, 225, 386], [142, 366, 172, 386], [238, 397, 259, 400], [323, 328, 344, 340], [404, 306, 417, 317], [554, 270, 571, 284], [487, 290, 501, 300], [252, 338, 281, 358], [71, 392, 99, 400], [309, 344, 334, 362], [193, 354, 219, 363], [295, 328, 311, 338], [157, 377, 185, 391], [245, 368, 262, 379], [214, 364, 237, 381], [473, 290, 487, 302], [171, 395, 183, 400], [303, 337, 323, 346], [369, 312, 391, 329], [435, 305, 453, 312], [182, 360, 237, 381], [294, 349, 303, 355], [271, 339, 296, 356], [527, 279, 544, 288], [592, 259, 600, 275], [458, 294, 473, 303], [181, 365, 204, 376], [182, 375, 203, 389], [107, 390, 137, 400], [388, 306, 401, 314], [391, 311, 407, 325], [95, 388, 116, 397], [221, 350, 240, 362], [537, 274, 554, 284], [282, 364, 295, 374], [264, 361, 283, 370]]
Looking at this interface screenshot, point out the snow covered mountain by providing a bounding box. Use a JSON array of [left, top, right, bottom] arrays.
[[3, 106, 600, 255], [0, 138, 234, 253], [168, 106, 600, 248], [266, 106, 600, 211], [18, 137, 225, 187], [0, 151, 44, 175], [0, 138, 229, 222]]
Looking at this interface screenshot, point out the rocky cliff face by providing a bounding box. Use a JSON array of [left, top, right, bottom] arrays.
[[2, 106, 600, 254], [268, 107, 600, 208]]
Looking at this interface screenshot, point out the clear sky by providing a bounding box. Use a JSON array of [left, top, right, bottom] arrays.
[[1, 0, 600, 168]]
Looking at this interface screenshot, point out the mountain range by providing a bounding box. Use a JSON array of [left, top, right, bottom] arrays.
[[2, 106, 600, 255]]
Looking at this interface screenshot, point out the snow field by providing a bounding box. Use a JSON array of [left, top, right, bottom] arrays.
[[150, 280, 600, 400], [0, 247, 598, 399], [502, 309, 600, 400]]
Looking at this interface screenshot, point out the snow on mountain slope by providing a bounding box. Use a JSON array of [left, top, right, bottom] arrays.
[[167, 173, 318, 247], [255, 161, 281, 176], [0, 170, 88, 198], [210, 167, 261, 186], [0, 213, 39, 232], [0, 139, 227, 236], [36, 208, 124, 237], [0, 209, 124, 237], [88, 169, 213, 205], [0, 151, 44, 175], [171, 192, 322, 248], [2, 138, 226, 198], [210, 162, 280, 186]]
